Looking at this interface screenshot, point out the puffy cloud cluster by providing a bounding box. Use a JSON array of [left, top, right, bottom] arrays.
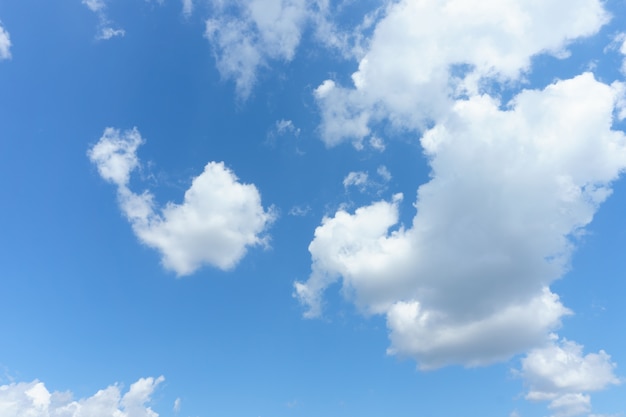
[[0, 376, 164, 417], [314, 0, 609, 147], [82, 0, 125, 40], [0, 22, 11, 60], [521, 336, 620, 417], [296, 73, 626, 369], [88, 127, 274, 275]]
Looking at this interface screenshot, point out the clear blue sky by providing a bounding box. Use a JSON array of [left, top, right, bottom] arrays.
[[0, 1, 625, 416]]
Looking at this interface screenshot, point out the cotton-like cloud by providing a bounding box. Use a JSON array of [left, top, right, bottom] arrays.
[[205, 0, 309, 99], [295, 73, 626, 368], [0, 22, 11, 60], [88, 127, 274, 275], [0, 376, 164, 417], [521, 336, 620, 417], [314, 0, 609, 147]]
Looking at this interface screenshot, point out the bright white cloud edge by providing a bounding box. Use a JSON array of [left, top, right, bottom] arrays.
[[0, 22, 11, 60], [0, 376, 164, 417], [521, 335, 620, 417], [88, 127, 275, 276]]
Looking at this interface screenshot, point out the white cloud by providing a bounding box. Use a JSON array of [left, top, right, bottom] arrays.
[[275, 119, 300, 136], [521, 336, 620, 417], [343, 171, 368, 191], [289, 205, 311, 217], [97, 27, 125, 40], [295, 73, 626, 368], [182, 0, 193, 17], [82, 0, 106, 12], [83, 0, 125, 41], [173, 397, 181, 413], [613, 33, 626, 75], [0, 376, 164, 417], [314, 0, 609, 146], [369, 136, 385, 152], [88, 127, 275, 276], [0, 22, 11, 60], [205, 0, 309, 99], [376, 165, 391, 182]]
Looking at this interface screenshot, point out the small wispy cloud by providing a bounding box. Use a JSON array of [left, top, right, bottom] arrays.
[[0, 22, 11, 60], [82, 0, 125, 41]]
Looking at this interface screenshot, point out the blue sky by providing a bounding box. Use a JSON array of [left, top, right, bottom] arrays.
[[1, 0, 626, 416]]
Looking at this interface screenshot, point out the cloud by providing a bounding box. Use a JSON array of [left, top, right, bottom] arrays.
[[182, 0, 193, 17], [82, 0, 125, 40], [295, 73, 626, 368], [275, 119, 300, 137], [521, 336, 620, 417], [314, 0, 609, 146], [205, 0, 309, 99], [342, 166, 391, 193], [342, 171, 369, 191], [0, 22, 11, 60], [0, 376, 164, 417], [88, 127, 275, 276]]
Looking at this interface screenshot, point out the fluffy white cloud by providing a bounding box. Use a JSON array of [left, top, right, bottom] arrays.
[[0, 376, 164, 417], [521, 336, 620, 417], [0, 22, 11, 60], [295, 73, 626, 368], [88, 127, 274, 275], [314, 0, 609, 146], [205, 0, 309, 99]]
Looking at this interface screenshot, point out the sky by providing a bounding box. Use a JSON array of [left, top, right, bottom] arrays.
[[0, 0, 626, 416]]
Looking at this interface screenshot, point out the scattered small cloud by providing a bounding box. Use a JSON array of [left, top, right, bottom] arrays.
[[0, 376, 164, 417], [0, 22, 11, 60], [343, 166, 391, 193], [88, 127, 275, 275], [369, 136, 385, 152], [181, 0, 193, 17], [275, 119, 300, 137], [520, 335, 620, 417], [343, 171, 369, 191], [82, 0, 125, 41], [173, 397, 181, 413], [289, 205, 311, 217]]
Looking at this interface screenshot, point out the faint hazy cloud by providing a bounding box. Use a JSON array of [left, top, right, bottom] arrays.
[[0, 22, 11, 60], [182, 0, 193, 17], [289, 205, 311, 217], [343, 166, 391, 193], [520, 335, 620, 417], [0, 376, 164, 417], [88, 127, 275, 275], [275, 119, 300, 136], [296, 74, 626, 369]]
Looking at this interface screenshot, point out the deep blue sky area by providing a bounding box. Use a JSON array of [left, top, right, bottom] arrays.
[[1, 1, 625, 417]]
